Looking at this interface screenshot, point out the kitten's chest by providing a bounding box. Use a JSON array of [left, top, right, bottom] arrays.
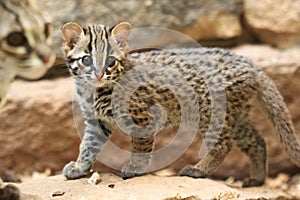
[[93, 85, 116, 128]]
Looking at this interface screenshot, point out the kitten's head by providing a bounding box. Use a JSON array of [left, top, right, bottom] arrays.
[[0, 0, 55, 80], [61, 21, 131, 86]]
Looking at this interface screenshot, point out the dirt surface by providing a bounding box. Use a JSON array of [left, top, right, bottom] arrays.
[[12, 173, 298, 200]]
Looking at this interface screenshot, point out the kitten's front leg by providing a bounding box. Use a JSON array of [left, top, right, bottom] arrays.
[[121, 136, 154, 178], [63, 119, 108, 179]]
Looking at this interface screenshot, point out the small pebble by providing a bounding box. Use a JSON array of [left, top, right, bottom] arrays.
[[87, 172, 101, 185], [108, 184, 115, 188], [52, 191, 65, 197]]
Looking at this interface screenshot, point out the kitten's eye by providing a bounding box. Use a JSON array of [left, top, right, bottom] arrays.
[[6, 32, 27, 47], [105, 56, 116, 68], [82, 55, 93, 66]]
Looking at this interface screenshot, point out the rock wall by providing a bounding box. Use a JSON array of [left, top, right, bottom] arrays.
[[244, 0, 300, 47], [0, 79, 78, 174], [0, 45, 299, 180], [34, 0, 300, 58]]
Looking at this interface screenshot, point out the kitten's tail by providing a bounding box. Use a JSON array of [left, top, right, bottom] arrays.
[[257, 71, 300, 166]]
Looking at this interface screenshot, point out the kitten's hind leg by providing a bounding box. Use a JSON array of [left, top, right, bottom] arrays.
[[179, 140, 232, 178], [233, 122, 266, 187], [121, 136, 155, 178], [63, 121, 108, 179], [180, 118, 233, 178]]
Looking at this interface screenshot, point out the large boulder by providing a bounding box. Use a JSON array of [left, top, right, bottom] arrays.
[[0, 45, 299, 181], [0, 79, 79, 174], [35, 0, 243, 56], [243, 0, 300, 47]]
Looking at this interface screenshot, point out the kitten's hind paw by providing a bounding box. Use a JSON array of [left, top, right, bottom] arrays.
[[242, 178, 264, 187], [121, 163, 147, 179], [179, 165, 207, 178], [63, 161, 90, 180]]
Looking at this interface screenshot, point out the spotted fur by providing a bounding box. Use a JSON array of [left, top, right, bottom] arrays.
[[61, 22, 300, 187]]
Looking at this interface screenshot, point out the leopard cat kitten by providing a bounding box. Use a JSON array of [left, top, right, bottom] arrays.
[[61, 22, 300, 187], [0, 0, 55, 109]]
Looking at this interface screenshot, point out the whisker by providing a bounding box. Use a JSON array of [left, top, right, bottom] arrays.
[[110, 80, 126, 93]]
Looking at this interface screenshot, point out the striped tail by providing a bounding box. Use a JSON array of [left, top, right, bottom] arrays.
[[257, 71, 300, 166]]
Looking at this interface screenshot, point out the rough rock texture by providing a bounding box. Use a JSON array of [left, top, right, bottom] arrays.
[[243, 0, 300, 47], [35, 0, 243, 56], [14, 174, 294, 200], [29, 0, 300, 62], [0, 79, 79, 174]]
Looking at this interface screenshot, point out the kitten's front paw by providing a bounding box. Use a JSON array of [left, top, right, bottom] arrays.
[[242, 178, 264, 187], [63, 161, 90, 180], [179, 165, 207, 178], [121, 163, 147, 179]]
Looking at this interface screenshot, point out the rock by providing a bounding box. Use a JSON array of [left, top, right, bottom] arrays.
[[0, 79, 80, 174], [14, 174, 293, 200], [0, 184, 20, 200], [0, 178, 20, 200], [243, 0, 300, 47], [35, 0, 243, 57], [166, 0, 243, 42], [87, 172, 101, 185], [0, 45, 299, 181]]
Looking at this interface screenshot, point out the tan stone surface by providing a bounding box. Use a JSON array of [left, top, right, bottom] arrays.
[[244, 0, 300, 47], [0, 79, 80, 174], [15, 174, 292, 200], [175, 10, 242, 41]]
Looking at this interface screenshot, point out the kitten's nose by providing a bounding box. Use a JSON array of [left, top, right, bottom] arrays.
[[96, 73, 104, 81], [38, 53, 51, 64]]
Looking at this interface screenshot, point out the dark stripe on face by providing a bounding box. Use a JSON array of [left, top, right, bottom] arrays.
[[0, 1, 24, 32], [66, 63, 79, 75], [104, 28, 111, 58], [104, 27, 109, 40], [25, 43, 32, 54], [87, 26, 93, 52], [67, 65, 79, 76], [92, 26, 98, 52], [83, 27, 87, 35], [67, 56, 81, 63]]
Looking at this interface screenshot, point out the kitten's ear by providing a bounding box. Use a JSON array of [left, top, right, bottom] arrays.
[[61, 22, 83, 52], [110, 22, 131, 51]]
